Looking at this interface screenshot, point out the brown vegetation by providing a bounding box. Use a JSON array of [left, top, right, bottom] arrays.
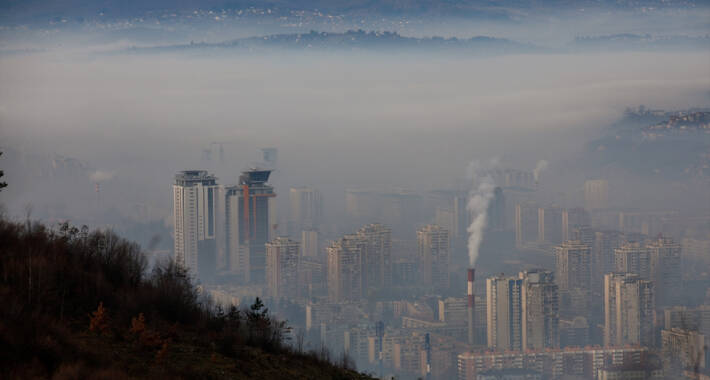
[[0, 218, 373, 379]]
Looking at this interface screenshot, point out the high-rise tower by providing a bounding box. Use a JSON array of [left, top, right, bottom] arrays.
[[358, 223, 392, 291], [647, 236, 681, 307], [326, 234, 364, 302], [521, 269, 560, 349], [555, 240, 592, 317], [604, 273, 655, 347], [614, 242, 652, 280], [265, 237, 300, 300], [516, 202, 539, 248], [173, 170, 218, 281], [486, 274, 524, 351], [289, 186, 323, 234], [226, 169, 276, 283], [417, 225, 450, 291], [584, 179, 609, 211]]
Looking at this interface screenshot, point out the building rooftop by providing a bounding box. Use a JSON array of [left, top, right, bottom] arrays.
[[175, 170, 217, 186], [239, 169, 272, 185]]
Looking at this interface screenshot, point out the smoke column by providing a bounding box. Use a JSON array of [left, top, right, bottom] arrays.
[[466, 161, 496, 267], [533, 160, 548, 183]]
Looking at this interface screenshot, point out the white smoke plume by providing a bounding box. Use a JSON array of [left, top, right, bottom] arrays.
[[533, 159, 548, 182], [466, 160, 497, 267], [90, 170, 114, 183]]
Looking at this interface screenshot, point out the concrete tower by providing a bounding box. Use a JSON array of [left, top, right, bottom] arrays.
[[173, 170, 218, 281]]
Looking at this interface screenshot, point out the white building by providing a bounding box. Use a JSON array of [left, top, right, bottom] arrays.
[[173, 170, 218, 280]]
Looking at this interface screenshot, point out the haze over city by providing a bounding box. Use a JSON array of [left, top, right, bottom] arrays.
[[1, 0, 709, 379]]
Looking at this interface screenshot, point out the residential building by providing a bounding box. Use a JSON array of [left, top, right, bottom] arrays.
[[662, 328, 708, 373], [521, 269, 559, 349], [647, 236, 682, 307], [562, 208, 591, 242], [486, 274, 524, 351], [265, 237, 300, 300], [418, 225, 450, 291], [223, 169, 276, 283], [604, 273, 655, 347], [584, 179, 609, 210], [326, 234, 363, 302], [614, 242, 651, 280], [458, 346, 650, 380], [555, 240, 592, 317], [173, 170, 218, 281], [358, 223, 392, 291], [594, 231, 625, 291], [516, 202, 539, 248], [289, 186, 323, 234], [538, 206, 564, 245], [301, 229, 318, 258]]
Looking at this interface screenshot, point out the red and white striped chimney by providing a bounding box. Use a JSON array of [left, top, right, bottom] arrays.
[[468, 268, 475, 346]]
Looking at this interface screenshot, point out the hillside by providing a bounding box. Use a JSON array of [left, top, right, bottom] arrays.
[[0, 218, 373, 379], [581, 108, 710, 181], [129, 30, 538, 55]]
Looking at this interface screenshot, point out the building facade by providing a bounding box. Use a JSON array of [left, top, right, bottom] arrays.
[[521, 269, 560, 350], [232, 169, 276, 283], [584, 179, 609, 211], [173, 170, 218, 281], [516, 202, 539, 248], [289, 186, 323, 234], [555, 240, 592, 317], [647, 236, 682, 307], [604, 273, 655, 347], [326, 234, 364, 302], [486, 275, 524, 351], [358, 223, 392, 291], [265, 237, 300, 300], [418, 225, 450, 291]]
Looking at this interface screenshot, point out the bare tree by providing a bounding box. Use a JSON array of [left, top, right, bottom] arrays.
[[0, 151, 6, 192]]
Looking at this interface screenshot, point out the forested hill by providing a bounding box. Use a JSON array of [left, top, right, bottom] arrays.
[[0, 218, 373, 379]]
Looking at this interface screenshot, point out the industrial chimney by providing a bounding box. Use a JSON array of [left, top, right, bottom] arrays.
[[468, 268, 475, 346]]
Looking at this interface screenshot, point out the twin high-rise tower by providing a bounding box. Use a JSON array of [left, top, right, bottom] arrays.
[[173, 169, 275, 283], [173, 171, 218, 281]]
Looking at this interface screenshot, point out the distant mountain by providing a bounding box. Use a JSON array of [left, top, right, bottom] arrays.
[[642, 112, 710, 138], [1, 0, 706, 24], [125, 29, 541, 55], [582, 108, 710, 181], [571, 34, 710, 51]]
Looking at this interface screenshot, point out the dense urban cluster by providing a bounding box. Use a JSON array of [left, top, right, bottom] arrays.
[[169, 151, 710, 380]]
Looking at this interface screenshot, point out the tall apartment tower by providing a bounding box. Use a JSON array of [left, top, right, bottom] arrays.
[[289, 186, 323, 234], [265, 237, 300, 300], [488, 187, 506, 230], [538, 206, 564, 245], [555, 240, 592, 317], [417, 225, 450, 291], [220, 185, 248, 280], [521, 269, 560, 350], [358, 223, 392, 291], [614, 242, 651, 280], [173, 170, 218, 281], [229, 169, 276, 283], [301, 229, 319, 258], [604, 273, 655, 347], [584, 179, 609, 210], [647, 237, 682, 307], [326, 234, 363, 302], [486, 275, 524, 351], [594, 231, 625, 291], [562, 208, 591, 242], [516, 202, 539, 248]]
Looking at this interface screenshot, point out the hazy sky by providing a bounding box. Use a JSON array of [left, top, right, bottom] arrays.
[[1, 14, 710, 224]]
